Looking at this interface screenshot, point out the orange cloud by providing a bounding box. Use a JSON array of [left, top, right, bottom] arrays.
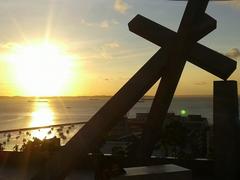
[[114, 0, 129, 14]]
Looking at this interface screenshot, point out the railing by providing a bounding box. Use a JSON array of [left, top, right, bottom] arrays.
[[0, 121, 87, 152]]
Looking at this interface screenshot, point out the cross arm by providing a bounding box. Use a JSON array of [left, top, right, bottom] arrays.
[[191, 14, 217, 42], [190, 43, 236, 80], [128, 15, 236, 80], [129, 14, 216, 46]]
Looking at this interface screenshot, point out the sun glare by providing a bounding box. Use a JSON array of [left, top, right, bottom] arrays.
[[8, 42, 73, 96]]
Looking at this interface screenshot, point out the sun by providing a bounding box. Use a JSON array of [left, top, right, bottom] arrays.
[[8, 42, 73, 96]]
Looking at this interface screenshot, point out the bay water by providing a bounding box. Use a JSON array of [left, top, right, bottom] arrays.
[[1, 96, 238, 131]]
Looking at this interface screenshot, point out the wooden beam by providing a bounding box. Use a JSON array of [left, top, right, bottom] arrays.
[[129, 14, 236, 80]]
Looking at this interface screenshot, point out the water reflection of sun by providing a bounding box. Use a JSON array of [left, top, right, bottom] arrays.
[[30, 102, 55, 140]]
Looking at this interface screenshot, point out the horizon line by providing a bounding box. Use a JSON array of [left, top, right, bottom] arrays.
[[0, 94, 225, 98]]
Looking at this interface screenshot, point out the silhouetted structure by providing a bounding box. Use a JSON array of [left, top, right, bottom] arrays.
[[128, 1, 235, 161], [214, 81, 240, 179], [108, 117, 130, 140], [127, 113, 209, 158], [32, 0, 236, 179]]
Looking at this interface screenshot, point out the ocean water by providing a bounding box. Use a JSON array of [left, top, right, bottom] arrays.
[[0, 96, 239, 132], [0, 96, 239, 151]]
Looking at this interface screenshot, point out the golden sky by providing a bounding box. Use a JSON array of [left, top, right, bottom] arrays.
[[0, 0, 239, 96]]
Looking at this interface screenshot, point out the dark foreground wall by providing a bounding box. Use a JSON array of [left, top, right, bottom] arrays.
[[0, 151, 214, 179]]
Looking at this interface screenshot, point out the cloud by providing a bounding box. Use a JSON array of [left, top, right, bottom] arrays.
[[67, 41, 119, 62], [114, 0, 129, 14], [225, 48, 240, 59], [100, 20, 110, 29], [80, 19, 93, 27], [104, 42, 120, 48], [94, 42, 120, 60], [89, 42, 120, 60], [80, 19, 118, 29]]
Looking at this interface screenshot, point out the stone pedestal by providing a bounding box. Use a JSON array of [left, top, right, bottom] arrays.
[[213, 80, 240, 179], [111, 164, 191, 180]]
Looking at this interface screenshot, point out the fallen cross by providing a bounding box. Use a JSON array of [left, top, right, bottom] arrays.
[[32, 0, 236, 179]]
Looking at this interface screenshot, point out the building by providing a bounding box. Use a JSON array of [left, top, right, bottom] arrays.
[[126, 113, 209, 158]]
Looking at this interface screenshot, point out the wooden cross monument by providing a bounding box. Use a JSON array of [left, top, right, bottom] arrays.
[[33, 0, 236, 179]]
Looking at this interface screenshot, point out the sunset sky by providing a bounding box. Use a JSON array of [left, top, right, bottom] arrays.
[[0, 0, 239, 96]]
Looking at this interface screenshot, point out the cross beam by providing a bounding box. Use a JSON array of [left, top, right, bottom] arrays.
[[131, 0, 236, 160], [128, 15, 236, 80], [32, 0, 236, 179], [32, 42, 170, 180]]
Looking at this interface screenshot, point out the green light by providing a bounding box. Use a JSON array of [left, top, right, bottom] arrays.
[[180, 109, 188, 117]]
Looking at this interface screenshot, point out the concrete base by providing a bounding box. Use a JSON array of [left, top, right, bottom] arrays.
[[112, 164, 191, 180]]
